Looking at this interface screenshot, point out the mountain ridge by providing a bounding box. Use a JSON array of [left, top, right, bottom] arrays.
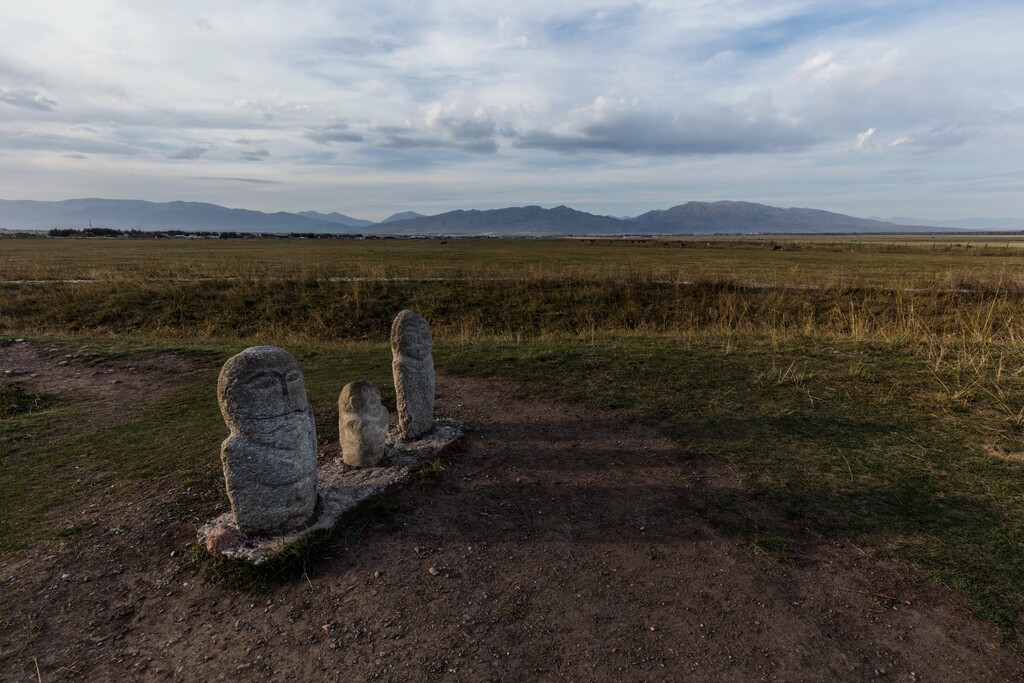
[[0, 198, 344, 233], [378, 205, 632, 235], [295, 210, 374, 228], [0, 197, 973, 235], [380, 211, 426, 224], [632, 201, 927, 234]]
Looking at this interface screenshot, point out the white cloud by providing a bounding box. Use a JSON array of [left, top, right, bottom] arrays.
[[512, 94, 814, 155], [0, 0, 1020, 219], [856, 128, 876, 148], [790, 51, 842, 83]]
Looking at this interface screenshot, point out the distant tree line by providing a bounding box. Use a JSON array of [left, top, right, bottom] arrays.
[[47, 227, 238, 238], [49, 227, 124, 237]]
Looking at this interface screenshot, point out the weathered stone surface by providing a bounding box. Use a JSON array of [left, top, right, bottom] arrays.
[[198, 418, 464, 564], [217, 346, 317, 534], [339, 380, 388, 468], [391, 309, 435, 439]]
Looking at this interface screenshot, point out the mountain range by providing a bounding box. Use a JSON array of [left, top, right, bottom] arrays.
[[295, 210, 374, 228], [0, 199, 335, 233], [0, 197, 1010, 236], [630, 202, 906, 233], [377, 205, 629, 235]]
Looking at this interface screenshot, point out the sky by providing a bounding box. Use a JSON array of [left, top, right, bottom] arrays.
[[0, 1, 1021, 221]]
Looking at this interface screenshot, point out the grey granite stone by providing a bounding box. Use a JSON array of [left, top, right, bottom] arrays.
[[198, 418, 464, 565], [339, 380, 388, 468], [217, 346, 318, 534], [391, 309, 435, 439]]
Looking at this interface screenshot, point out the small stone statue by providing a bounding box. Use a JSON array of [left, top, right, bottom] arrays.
[[390, 309, 435, 439], [218, 346, 318, 533], [339, 380, 389, 468]]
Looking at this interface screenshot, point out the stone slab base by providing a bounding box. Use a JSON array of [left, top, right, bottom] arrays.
[[197, 417, 464, 565]]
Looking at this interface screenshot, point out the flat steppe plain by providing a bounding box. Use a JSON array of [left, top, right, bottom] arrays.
[[3, 236, 1024, 680]]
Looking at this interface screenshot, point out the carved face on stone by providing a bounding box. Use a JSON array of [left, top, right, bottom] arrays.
[[217, 345, 318, 533], [340, 380, 382, 414], [391, 310, 432, 361], [219, 346, 310, 429]]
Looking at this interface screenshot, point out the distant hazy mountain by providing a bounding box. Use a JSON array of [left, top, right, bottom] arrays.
[[296, 210, 373, 228], [379, 211, 426, 224], [0, 198, 345, 233], [381, 205, 632, 235], [1, 197, 971, 236], [630, 201, 928, 234], [881, 216, 1024, 231]]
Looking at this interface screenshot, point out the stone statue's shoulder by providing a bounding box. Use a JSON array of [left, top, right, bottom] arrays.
[[221, 433, 247, 459]]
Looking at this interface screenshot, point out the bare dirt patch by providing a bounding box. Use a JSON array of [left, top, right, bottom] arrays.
[[1, 364, 1021, 681], [0, 339, 208, 429]]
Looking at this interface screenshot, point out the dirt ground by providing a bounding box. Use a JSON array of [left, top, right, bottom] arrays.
[[0, 340, 208, 427], [1, 343, 1022, 681]]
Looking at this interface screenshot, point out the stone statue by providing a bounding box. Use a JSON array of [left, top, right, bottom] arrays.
[[390, 309, 435, 439], [217, 346, 318, 533], [338, 380, 389, 468]]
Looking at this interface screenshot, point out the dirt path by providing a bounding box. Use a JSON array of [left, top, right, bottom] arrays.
[[2, 360, 1021, 681]]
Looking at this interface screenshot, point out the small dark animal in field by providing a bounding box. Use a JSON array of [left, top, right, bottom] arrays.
[[773, 245, 783, 251]]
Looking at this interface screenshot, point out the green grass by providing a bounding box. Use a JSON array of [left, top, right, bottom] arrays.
[[0, 382, 54, 417], [0, 357, 219, 554]]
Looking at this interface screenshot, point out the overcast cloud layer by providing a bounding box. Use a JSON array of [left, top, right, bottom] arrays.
[[0, 1, 1021, 220]]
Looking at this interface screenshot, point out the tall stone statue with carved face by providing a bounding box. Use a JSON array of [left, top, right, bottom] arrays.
[[390, 310, 435, 439], [217, 346, 318, 533]]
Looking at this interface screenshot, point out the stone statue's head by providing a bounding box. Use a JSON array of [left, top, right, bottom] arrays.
[[218, 346, 309, 429], [339, 380, 382, 414], [390, 309, 432, 360]]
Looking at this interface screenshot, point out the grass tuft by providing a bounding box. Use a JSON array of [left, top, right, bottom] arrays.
[[0, 383, 55, 417]]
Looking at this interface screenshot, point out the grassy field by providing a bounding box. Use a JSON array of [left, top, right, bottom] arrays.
[[5, 235, 1024, 286], [4, 236, 1024, 644]]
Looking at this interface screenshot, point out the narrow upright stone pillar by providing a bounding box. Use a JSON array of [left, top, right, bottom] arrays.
[[390, 309, 435, 439], [217, 346, 318, 533], [339, 380, 388, 468]]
